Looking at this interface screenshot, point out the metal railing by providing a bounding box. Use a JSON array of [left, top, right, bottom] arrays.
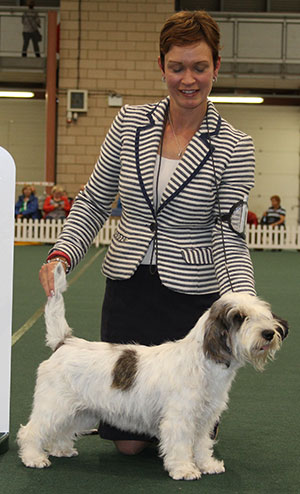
[[0, 10, 47, 57], [14, 218, 300, 250]]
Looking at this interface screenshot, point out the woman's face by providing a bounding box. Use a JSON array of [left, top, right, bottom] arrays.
[[53, 192, 62, 201], [271, 197, 280, 209], [159, 41, 220, 114], [23, 186, 32, 198]]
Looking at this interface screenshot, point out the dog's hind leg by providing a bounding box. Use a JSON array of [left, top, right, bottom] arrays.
[[47, 411, 99, 458], [46, 424, 79, 459], [17, 362, 79, 467], [17, 403, 82, 467], [17, 420, 51, 468]]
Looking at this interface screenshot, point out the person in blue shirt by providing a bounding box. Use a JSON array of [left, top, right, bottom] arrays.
[[15, 184, 40, 220]]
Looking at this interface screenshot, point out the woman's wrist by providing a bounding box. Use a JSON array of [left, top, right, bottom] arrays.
[[44, 257, 70, 273], [46, 251, 71, 273]]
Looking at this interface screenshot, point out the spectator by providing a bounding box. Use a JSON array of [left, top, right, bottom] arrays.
[[111, 196, 122, 217], [43, 185, 71, 220], [21, 0, 41, 58], [15, 184, 40, 220], [261, 195, 286, 227], [62, 189, 73, 213], [247, 211, 258, 226]]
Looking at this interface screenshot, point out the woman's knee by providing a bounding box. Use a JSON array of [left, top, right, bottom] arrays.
[[114, 440, 149, 456]]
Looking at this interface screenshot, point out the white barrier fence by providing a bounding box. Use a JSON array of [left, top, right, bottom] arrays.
[[14, 218, 300, 250], [246, 224, 300, 250], [14, 217, 119, 247]]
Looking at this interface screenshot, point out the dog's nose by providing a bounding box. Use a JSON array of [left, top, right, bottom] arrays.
[[262, 330, 275, 341]]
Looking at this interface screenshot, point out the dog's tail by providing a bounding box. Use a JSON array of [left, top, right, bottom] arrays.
[[44, 262, 72, 351]]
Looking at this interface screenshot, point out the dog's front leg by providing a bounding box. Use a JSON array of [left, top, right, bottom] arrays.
[[159, 416, 201, 480], [193, 431, 225, 475]]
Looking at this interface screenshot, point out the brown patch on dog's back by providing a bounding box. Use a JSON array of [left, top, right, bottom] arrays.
[[111, 349, 138, 391]]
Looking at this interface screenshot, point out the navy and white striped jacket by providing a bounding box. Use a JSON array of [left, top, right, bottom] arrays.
[[52, 98, 256, 296]]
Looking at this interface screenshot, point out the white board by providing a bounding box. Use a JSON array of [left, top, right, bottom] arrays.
[[0, 147, 15, 436]]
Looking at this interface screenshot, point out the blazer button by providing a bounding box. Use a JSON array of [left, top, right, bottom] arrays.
[[149, 222, 157, 232]]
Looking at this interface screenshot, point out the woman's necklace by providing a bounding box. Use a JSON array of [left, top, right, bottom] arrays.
[[168, 112, 190, 158]]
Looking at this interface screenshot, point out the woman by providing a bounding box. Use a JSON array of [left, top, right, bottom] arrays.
[[261, 195, 285, 227], [21, 0, 41, 58], [43, 185, 70, 220], [39, 11, 256, 455], [15, 184, 40, 220]]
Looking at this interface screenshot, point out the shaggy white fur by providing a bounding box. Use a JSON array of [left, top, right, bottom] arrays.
[[17, 263, 287, 480]]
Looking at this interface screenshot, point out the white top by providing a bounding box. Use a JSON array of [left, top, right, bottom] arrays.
[[141, 155, 179, 265]]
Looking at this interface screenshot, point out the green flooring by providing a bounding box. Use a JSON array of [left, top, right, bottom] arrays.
[[0, 247, 299, 493]]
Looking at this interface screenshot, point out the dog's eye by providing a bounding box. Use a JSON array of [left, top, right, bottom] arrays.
[[233, 313, 246, 326]]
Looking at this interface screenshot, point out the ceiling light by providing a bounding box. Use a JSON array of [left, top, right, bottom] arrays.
[[0, 91, 35, 98], [209, 96, 264, 104]]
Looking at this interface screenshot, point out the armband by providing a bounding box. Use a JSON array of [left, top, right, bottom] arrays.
[[218, 196, 248, 239]]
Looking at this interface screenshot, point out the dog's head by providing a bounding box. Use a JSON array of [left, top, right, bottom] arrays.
[[203, 293, 288, 371]]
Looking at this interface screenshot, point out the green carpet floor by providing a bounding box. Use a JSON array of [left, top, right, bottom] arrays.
[[0, 246, 299, 493]]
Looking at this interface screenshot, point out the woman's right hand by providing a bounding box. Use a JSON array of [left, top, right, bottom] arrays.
[[39, 260, 66, 297]]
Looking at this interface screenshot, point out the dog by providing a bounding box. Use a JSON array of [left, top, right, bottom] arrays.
[[17, 263, 288, 480]]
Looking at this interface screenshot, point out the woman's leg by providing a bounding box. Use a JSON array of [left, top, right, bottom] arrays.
[[114, 440, 150, 455]]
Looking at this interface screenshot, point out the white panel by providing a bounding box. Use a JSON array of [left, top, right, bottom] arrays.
[[215, 104, 300, 226], [218, 21, 235, 58], [0, 99, 46, 192], [0, 147, 15, 433], [255, 152, 298, 175], [252, 128, 299, 152], [286, 23, 300, 60], [237, 22, 282, 59], [0, 15, 23, 54]]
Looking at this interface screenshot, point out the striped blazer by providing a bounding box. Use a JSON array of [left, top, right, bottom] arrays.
[[52, 98, 256, 296]]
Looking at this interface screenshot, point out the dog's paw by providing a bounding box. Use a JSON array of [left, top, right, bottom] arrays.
[[21, 455, 51, 468], [169, 465, 202, 481], [199, 458, 225, 475], [49, 447, 78, 458]]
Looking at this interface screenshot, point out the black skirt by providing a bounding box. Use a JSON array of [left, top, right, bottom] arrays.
[[99, 265, 219, 441]]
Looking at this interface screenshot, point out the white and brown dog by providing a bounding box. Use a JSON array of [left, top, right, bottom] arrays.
[[17, 264, 288, 480]]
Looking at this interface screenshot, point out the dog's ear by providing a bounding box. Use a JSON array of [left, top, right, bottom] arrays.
[[271, 312, 289, 340], [203, 301, 246, 367]]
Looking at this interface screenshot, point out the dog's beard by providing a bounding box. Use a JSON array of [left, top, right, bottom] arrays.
[[234, 322, 282, 371]]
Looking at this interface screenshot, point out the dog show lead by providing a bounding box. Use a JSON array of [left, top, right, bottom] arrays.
[[40, 10, 258, 457]]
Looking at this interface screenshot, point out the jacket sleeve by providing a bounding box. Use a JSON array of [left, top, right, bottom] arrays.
[[48, 106, 127, 270], [43, 196, 55, 214], [15, 197, 23, 216], [62, 197, 71, 213], [212, 134, 256, 296]]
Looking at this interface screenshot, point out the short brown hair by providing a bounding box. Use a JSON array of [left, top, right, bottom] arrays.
[[22, 184, 32, 194], [271, 195, 281, 203], [160, 11, 220, 69]]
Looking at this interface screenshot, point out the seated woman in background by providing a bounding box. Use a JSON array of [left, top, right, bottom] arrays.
[[15, 184, 40, 220], [43, 185, 71, 220], [261, 195, 286, 227], [247, 210, 258, 226]]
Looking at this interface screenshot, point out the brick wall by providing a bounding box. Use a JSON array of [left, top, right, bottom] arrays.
[[57, 0, 174, 197]]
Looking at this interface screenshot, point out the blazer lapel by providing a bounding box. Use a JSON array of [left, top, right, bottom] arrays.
[[158, 102, 221, 214], [135, 98, 169, 217], [135, 99, 221, 217]]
